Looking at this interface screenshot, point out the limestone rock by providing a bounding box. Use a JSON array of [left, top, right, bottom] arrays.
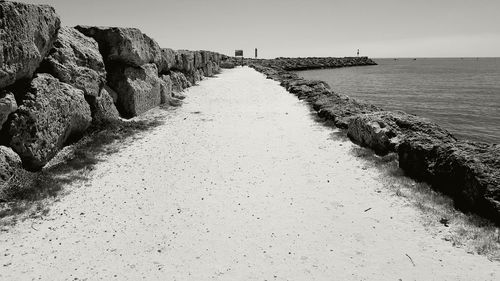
[[347, 111, 455, 155], [87, 86, 120, 124], [0, 1, 61, 88], [42, 26, 106, 97], [0, 146, 21, 184], [0, 92, 17, 130], [399, 136, 500, 223], [159, 75, 173, 104], [313, 94, 381, 129], [75, 26, 162, 67], [194, 51, 203, 69], [175, 50, 195, 74], [107, 63, 161, 118], [170, 71, 191, 93], [159, 48, 177, 73], [7, 74, 92, 170]]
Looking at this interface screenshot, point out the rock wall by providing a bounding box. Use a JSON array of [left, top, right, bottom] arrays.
[[249, 61, 500, 225], [0, 1, 224, 175]]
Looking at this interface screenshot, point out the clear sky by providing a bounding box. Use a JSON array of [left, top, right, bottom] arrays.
[[14, 0, 500, 58]]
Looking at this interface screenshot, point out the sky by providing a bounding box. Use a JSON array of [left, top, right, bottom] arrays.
[[15, 0, 500, 58]]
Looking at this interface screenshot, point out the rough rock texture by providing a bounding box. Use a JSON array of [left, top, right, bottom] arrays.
[[170, 71, 191, 93], [87, 86, 120, 124], [347, 111, 456, 155], [159, 77, 182, 107], [74, 26, 162, 67], [7, 74, 92, 170], [107, 63, 161, 118], [159, 48, 177, 73], [313, 94, 381, 129], [175, 50, 195, 74], [0, 1, 61, 88], [0, 145, 21, 186], [399, 136, 500, 223], [42, 26, 106, 97], [193, 51, 203, 69], [0, 92, 17, 130], [159, 75, 173, 104]]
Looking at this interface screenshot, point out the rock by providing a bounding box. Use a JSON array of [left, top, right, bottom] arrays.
[[170, 71, 191, 93], [0, 1, 61, 88], [87, 86, 120, 124], [193, 51, 203, 69], [313, 94, 381, 129], [75, 26, 162, 67], [107, 63, 161, 118], [176, 50, 195, 74], [41, 26, 106, 97], [347, 111, 455, 155], [159, 48, 177, 73], [0, 146, 21, 184], [159, 75, 173, 104], [7, 74, 92, 170], [399, 135, 500, 223], [220, 60, 236, 69], [0, 92, 18, 130]]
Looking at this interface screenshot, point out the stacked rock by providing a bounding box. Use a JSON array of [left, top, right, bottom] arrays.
[[0, 1, 224, 177]]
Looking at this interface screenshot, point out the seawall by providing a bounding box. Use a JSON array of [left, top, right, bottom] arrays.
[[248, 60, 500, 225], [0, 1, 228, 181]]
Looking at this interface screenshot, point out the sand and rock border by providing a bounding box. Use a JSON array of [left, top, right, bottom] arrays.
[[0, 1, 224, 193], [248, 60, 500, 225]]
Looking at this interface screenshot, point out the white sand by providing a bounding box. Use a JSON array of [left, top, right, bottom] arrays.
[[0, 67, 498, 280]]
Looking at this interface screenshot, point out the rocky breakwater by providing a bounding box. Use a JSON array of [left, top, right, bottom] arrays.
[[249, 60, 500, 224], [0, 1, 223, 180]]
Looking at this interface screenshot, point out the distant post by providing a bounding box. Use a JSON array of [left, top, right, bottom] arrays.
[[357, 49, 359, 57], [255, 48, 258, 59], [235, 49, 243, 65]]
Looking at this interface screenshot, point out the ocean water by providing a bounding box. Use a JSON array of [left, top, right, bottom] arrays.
[[295, 58, 500, 144]]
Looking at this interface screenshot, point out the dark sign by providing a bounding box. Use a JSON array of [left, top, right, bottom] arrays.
[[235, 50, 243, 57]]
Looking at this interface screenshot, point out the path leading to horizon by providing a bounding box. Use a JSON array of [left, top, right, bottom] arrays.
[[0, 67, 498, 280]]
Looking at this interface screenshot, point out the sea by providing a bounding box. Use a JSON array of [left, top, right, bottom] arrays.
[[294, 58, 500, 144]]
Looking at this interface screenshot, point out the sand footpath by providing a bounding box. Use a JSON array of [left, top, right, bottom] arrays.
[[0, 67, 498, 280]]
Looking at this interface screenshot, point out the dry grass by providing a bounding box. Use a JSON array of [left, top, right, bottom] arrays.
[[0, 117, 164, 229], [350, 145, 500, 262]]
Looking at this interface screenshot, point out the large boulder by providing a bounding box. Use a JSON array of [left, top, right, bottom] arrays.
[[347, 111, 455, 155], [0, 1, 61, 88], [312, 94, 381, 129], [74, 26, 162, 67], [175, 50, 195, 74], [159, 48, 177, 74], [399, 135, 500, 223], [193, 51, 203, 69], [170, 71, 191, 93], [0, 92, 17, 130], [0, 146, 21, 185], [87, 86, 120, 124], [107, 63, 161, 118], [159, 75, 182, 107], [7, 74, 92, 170], [41, 26, 106, 97]]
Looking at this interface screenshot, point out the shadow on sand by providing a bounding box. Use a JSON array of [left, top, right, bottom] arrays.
[[0, 115, 166, 226]]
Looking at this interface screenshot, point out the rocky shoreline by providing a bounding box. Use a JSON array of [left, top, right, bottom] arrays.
[[0, 1, 229, 181], [249, 61, 500, 225]]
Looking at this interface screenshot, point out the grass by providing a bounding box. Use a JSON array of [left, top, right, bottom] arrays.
[[0, 116, 164, 229], [350, 145, 500, 262]]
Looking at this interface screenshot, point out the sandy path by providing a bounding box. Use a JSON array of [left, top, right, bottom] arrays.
[[0, 67, 498, 280]]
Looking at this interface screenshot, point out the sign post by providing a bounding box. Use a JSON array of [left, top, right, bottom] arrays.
[[235, 50, 243, 65]]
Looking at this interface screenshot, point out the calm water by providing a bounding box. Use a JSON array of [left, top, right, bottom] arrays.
[[295, 58, 500, 144]]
